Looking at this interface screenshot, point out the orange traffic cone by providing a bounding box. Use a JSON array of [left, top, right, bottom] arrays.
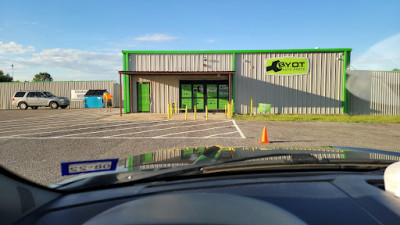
[[260, 126, 270, 143]]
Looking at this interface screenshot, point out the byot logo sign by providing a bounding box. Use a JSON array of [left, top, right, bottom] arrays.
[[266, 58, 309, 75]]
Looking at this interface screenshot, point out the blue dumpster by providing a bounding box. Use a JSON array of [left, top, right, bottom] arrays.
[[84, 89, 106, 108]]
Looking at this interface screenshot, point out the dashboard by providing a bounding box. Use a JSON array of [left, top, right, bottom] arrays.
[[16, 171, 400, 225]]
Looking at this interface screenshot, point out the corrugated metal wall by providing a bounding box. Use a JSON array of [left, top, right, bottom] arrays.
[[0, 81, 120, 109], [130, 75, 228, 113], [235, 52, 344, 114], [129, 53, 232, 72], [348, 71, 400, 115]]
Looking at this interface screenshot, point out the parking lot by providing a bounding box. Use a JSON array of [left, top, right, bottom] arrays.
[[1, 109, 400, 185], [0, 111, 245, 140]]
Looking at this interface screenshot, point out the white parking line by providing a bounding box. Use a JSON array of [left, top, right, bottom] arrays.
[[8, 120, 168, 138], [203, 130, 240, 138], [0, 110, 97, 123], [52, 120, 193, 138], [232, 120, 246, 138], [107, 120, 232, 138], [0, 114, 105, 129], [0, 136, 240, 140], [154, 125, 234, 138], [0, 114, 110, 130], [0, 120, 128, 134]]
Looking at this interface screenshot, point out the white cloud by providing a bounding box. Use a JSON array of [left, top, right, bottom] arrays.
[[0, 41, 35, 55], [352, 33, 400, 71], [135, 34, 178, 41], [8, 49, 122, 81]]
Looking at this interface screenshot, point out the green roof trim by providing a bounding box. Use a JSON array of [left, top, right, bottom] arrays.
[[0, 80, 115, 84], [348, 69, 400, 73], [122, 48, 352, 54]]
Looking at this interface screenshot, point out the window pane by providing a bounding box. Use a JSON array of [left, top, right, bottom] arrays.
[[14, 92, 26, 97]]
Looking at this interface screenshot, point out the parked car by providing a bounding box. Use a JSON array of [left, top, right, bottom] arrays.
[[12, 90, 70, 110]]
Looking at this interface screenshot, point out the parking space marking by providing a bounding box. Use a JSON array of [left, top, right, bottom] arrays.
[[0, 120, 132, 134], [108, 120, 233, 138], [0, 115, 105, 129], [232, 120, 246, 138], [203, 130, 240, 138], [0, 119, 245, 140], [154, 125, 234, 138], [0, 116, 111, 132], [1, 112, 105, 125], [0, 110, 98, 123], [9, 120, 168, 138], [1, 136, 241, 140], [52, 120, 191, 138]]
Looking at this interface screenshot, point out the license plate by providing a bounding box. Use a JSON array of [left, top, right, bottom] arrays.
[[61, 159, 118, 176]]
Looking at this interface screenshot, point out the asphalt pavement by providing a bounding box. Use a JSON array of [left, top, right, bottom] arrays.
[[1, 108, 399, 186]]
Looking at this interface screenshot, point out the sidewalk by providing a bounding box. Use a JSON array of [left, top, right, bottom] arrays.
[[101, 111, 228, 121]]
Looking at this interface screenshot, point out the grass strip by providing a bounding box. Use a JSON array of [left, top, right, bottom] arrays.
[[233, 114, 400, 123]]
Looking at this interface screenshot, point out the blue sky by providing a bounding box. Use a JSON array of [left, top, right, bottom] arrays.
[[0, 0, 399, 81]]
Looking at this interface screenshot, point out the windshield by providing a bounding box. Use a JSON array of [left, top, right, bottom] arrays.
[[0, 0, 400, 190]]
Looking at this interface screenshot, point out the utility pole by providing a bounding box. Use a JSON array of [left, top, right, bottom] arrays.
[[11, 64, 14, 80]]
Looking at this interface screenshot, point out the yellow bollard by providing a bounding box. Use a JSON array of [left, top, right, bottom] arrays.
[[251, 98, 253, 115], [194, 105, 197, 120], [227, 103, 230, 119], [185, 105, 188, 120], [224, 105, 227, 119], [205, 105, 208, 120], [230, 100, 234, 118], [167, 103, 170, 119], [174, 102, 177, 114]]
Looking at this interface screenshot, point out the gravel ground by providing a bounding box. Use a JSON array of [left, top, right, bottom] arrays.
[[1, 109, 399, 186]]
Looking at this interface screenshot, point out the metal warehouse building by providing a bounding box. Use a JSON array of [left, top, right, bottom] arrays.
[[0, 81, 120, 109], [119, 48, 352, 114]]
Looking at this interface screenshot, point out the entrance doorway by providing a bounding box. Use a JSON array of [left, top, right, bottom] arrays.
[[137, 82, 150, 112], [180, 81, 229, 112]]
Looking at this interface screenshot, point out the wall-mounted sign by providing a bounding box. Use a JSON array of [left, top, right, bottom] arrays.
[[181, 98, 192, 109], [71, 90, 88, 101], [266, 58, 309, 75], [258, 103, 271, 113], [207, 84, 217, 98], [193, 84, 204, 98], [218, 84, 229, 98], [181, 84, 192, 97]]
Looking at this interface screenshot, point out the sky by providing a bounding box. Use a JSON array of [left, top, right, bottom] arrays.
[[0, 0, 399, 82]]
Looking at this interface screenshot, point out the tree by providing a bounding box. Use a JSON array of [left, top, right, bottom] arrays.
[[33, 72, 53, 82], [392, 68, 400, 71], [0, 70, 13, 82]]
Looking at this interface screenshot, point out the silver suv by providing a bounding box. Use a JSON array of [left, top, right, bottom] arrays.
[[12, 90, 70, 110]]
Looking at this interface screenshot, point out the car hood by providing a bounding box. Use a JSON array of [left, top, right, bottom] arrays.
[[51, 146, 400, 189]]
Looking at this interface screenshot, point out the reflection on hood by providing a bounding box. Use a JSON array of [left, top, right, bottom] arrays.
[[119, 146, 400, 172]]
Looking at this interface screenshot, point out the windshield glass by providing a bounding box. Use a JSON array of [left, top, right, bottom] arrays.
[[0, 0, 399, 190]]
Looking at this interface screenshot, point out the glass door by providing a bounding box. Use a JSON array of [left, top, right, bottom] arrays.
[[180, 84, 192, 110], [193, 84, 204, 110]]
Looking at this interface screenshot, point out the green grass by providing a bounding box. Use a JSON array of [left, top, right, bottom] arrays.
[[233, 114, 400, 123]]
